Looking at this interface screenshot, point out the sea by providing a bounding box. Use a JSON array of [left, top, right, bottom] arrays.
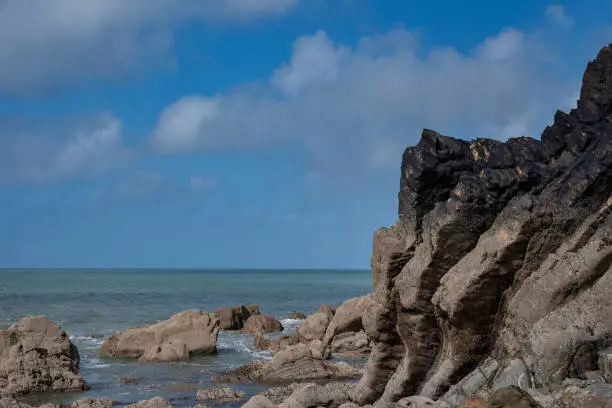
[[0, 269, 372, 407]]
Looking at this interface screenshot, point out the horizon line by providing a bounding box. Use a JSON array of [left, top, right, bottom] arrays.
[[0, 267, 371, 272]]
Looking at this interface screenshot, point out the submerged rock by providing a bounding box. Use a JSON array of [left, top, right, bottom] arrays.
[[0, 316, 89, 396], [100, 310, 220, 362]]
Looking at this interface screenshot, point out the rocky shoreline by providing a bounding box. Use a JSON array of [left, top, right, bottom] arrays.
[[2, 43, 612, 408]]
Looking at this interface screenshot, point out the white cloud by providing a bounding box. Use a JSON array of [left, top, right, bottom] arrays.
[[545, 4, 574, 29], [0, 0, 298, 94], [151, 22, 576, 177], [0, 113, 131, 185]]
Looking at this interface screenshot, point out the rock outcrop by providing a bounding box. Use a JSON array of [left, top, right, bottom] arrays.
[[100, 310, 220, 362], [196, 386, 246, 403], [216, 343, 360, 383], [242, 315, 284, 335], [0, 316, 89, 397], [215, 304, 259, 331], [342, 44, 612, 408]]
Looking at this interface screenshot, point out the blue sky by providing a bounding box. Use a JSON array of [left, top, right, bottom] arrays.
[[0, 0, 610, 269]]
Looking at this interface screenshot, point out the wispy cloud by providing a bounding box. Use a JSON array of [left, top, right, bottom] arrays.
[[0, 113, 132, 185]]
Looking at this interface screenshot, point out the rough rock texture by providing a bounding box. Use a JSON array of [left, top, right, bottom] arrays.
[[70, 398, 116, 408], [196, 386, 246, 402], [348, 44, 612, 408], [242, 315, 284, 335], [331, 332, 372, 357], [0, 316, 89, 396], [254, 333, 298, 353], [215, 305, 258, 331], [125, 397, 172, 408], [216, 344, 360, 383], [296, 313, 332, 343], [100, 310, 220, 362]]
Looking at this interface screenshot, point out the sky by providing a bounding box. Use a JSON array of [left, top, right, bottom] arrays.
[[0, 0, 610, 269]]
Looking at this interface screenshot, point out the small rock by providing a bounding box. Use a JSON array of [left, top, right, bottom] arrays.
[[125, 397, 172, 408], [196, 386, 246, 403], [119, 377, 139, 384], [289, 312, 307, 320]]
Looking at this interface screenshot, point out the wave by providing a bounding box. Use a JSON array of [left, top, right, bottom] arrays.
[[280, 318, 304, 332]]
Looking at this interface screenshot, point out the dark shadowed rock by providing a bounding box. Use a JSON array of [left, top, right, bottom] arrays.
[[100, 310, 220, 362], [215, 305, 252, 331], [0, 316, 89, 397]]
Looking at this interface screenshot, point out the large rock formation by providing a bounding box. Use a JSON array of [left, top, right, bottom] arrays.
[[0, 316, 89, 397], [100, 310, 220, 362], [346, 44, 612, 408]]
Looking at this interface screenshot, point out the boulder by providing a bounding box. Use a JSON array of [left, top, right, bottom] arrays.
[[321, 296, 370, 349], [243, 315, 284, 334], [196, 386, 246, 403], [100, 310, 220, 362], [281, 382, 355, 408], [247, 304, 261, 316], [0, 316, 89, 396], [296, 313, 332, 343], [216, 343, 360, 383], [349, 44, 612, 407], [215, 305, 252, 330]]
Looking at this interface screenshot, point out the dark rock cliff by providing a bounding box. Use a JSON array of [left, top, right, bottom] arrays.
[[354, 44, 612, 407]]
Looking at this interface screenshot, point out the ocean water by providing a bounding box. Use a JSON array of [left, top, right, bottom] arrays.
[[0, 269, 372, 407]]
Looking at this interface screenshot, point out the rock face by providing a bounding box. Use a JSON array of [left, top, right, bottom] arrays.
[[0, 316, 89, 397], [215, 343, 360, 383], [100, 310, 220, 362], [349, 44, 612, 408]]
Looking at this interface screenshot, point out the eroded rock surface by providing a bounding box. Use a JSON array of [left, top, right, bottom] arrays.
[[0, 316, 89, 397], [100, 310, 220, 362], [348, 44, 612, 408]]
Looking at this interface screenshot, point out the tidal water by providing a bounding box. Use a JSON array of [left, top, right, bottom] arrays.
[[0, 269, 371, 407]]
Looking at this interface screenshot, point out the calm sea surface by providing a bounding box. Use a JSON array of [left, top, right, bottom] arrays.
[[0, 269, 372, 407]]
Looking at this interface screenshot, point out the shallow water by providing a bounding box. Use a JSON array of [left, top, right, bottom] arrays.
[[0, 269, 371, 407]]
